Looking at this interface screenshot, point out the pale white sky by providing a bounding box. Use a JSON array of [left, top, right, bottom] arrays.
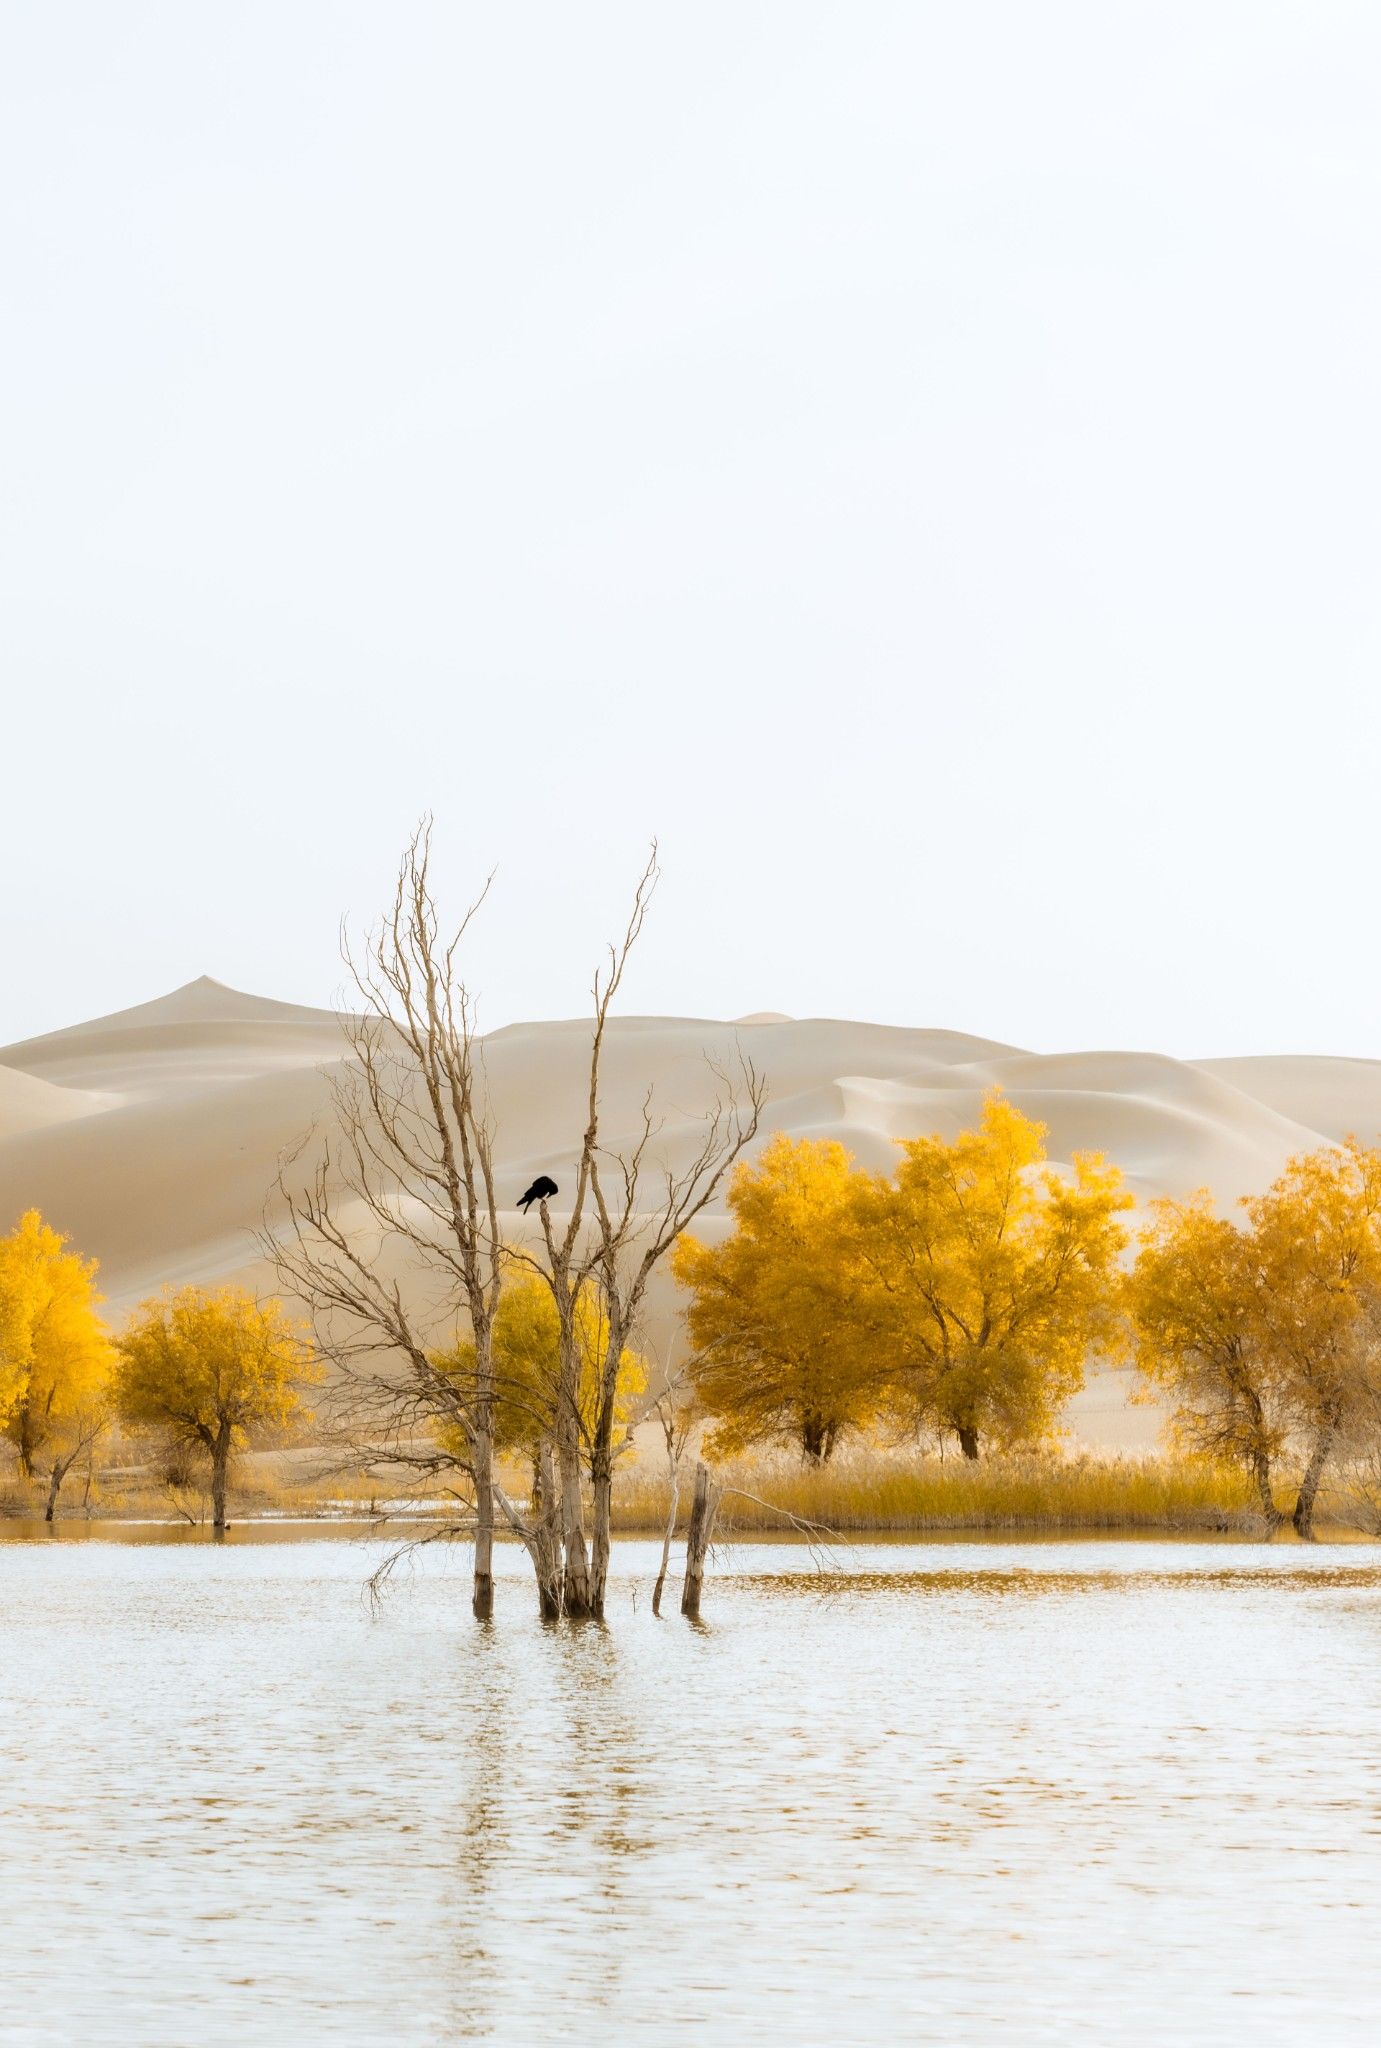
[[2, 3, 1378, 1056]]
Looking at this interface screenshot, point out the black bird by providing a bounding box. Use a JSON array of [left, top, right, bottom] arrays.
[[517, 1174, 558, 1213]]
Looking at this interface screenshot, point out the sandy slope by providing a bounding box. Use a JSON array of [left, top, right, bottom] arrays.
[[4, 976, 1381, 1450]]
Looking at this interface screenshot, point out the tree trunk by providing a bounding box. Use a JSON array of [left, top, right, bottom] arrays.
[[588, 1330, 626, 1620], [1251, 1448, 1284, 1535], [957, 1423, 980, 1461], [44, 1458, 67, 1524], [589, 1446, 614, 1621], [680, 1460, 723, 1622], [800, 1412, 832, 1464], [532, 1438, 564, 1621], [557, 1409, 591, 1618], [1228, 1367, 1282, 1537], [16, 1403, 36, 1480], [211, 1418, 232, 1536], [590, 1311, 643, 1618], [1293, 1422, 1337, 1542], [471, 1412, 495, 1622], [652, 1462, 681, 1618]]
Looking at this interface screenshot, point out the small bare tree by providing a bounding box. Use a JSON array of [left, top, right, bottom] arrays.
[[41, 1400, 109, 1524], [269, 825, 547, 1618]]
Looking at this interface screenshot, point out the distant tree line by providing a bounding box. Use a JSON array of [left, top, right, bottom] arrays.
[[674, 1105, 1381, 1542], [0, 1214, 317, 1531]]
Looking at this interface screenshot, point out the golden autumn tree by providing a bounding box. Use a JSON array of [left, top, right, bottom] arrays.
[[0, 1246, 26, 1425], [1127, 1143, 1381, 1540], [1125, 1194, 1288, 1530], [674, 1134, 884, 1463], [1244, 1140, 1381, 1540], [855, 1093, 1131, 1458], [115, 1287, 321, 1534], [0, 1210, 115, 1519]]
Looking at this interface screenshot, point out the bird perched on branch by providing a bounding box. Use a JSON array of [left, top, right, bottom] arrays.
[[517, 1174, 558, 1213]]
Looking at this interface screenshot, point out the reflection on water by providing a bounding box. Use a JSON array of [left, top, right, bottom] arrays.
[[0, 1537, 1377, 2046]]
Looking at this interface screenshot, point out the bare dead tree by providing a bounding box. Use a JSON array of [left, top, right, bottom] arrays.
[[523, 847, 766, 1618], [268, 828, 762, 1624], [267, 823, 549, 1619]]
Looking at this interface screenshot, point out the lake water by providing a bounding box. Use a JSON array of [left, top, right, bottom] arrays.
[[0, 1531, 1377, 2046]]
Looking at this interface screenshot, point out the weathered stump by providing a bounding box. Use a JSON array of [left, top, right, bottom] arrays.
[[680, 1461, 723, 1621]]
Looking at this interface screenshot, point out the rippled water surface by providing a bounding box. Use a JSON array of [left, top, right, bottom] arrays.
[[1, 1532, 1378, 2046]]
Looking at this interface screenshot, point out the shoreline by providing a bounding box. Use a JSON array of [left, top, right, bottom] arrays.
[[2, 1512, 1372, 1545]]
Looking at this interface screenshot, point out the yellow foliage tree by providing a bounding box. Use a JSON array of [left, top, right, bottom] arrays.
[[1125, 1194, 1288, 1529], [435, 1273, 646, 1483], [856, 1093, 1131, 1458], [0, 1243, 27, 1425], [1127, 1142, 1381, 1539], [115, 1287, 321, 1533], [674, 1134, 884, 1463], [0, 1210, 115, 1517], [1244, 1139, 1381, 1539]]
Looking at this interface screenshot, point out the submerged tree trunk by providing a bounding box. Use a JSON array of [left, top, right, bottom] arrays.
[[589, 1444, 614, 1620], [211, 1417, 232, 1536], [549, 1284, 593, 1618], [588, 1319, 630, 1620], [680, 1460, 723, 1621], [589, 1307, 643, 1618], [471, 1409, 495, 1622], [557, 1397, 591, 1617], [1293, 1422, 1338, 1542], [532, 1438, 564, 1621]]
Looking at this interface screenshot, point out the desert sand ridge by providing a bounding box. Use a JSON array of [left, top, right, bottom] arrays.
[[2, 974, 341, 1050], [0, 977, 348, 1100], [5, 979, 1381, 1446]]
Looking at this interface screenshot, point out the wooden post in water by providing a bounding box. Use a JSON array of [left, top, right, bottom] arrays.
[[680, 1460, 723, 1621]]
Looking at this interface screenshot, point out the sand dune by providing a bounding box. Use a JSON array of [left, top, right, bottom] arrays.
[[0, 1064, 112, 1137], [0, 976, 345, 1098], [5, 976, 1381, 1450], [1198, 1055, 1381, 1148]]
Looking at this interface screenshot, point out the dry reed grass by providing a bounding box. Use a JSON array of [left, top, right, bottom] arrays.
[[2, 1442, 1363, 1539], [610, 1447, 1262, 1534]]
